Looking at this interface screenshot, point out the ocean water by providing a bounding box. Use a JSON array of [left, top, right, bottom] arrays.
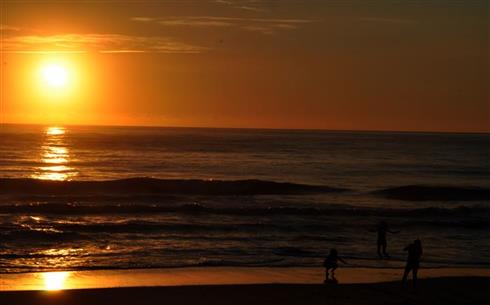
[[0, 124, 489, 273]]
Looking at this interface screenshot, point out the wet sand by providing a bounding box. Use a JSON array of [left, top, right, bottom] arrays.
[[0, 276, 489, 305], [1, 267, 489, 304], [2, 267, 490, 291]]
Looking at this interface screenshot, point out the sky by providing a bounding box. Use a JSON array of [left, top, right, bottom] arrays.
[[0, 0, 488, 132]]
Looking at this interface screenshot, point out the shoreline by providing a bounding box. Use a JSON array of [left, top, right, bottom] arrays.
[[1, 266, 489, 291]]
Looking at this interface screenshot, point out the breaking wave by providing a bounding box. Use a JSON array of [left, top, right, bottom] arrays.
[[0, 177, 347, 197], [373, 185, 490, 201]]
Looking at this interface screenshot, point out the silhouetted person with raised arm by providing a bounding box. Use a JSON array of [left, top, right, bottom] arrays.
[[369, 221, 400, 259], [323, 248, 347, 283], [402, 239, 423, 288]]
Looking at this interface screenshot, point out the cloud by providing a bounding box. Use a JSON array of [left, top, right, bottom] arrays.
[[130, 17, 156, 22], [359, 17, 417, 24], [0, 24, 21, 31], [214, 0, 233, 4], [157, 18, 234, 27], [235, 5, 265, 12], [214, 0, 265, 12], [3, 33, 207, 54], [241, 25, 275, 35], [272, 24, 299, 30], [132, 16, 316, 35]]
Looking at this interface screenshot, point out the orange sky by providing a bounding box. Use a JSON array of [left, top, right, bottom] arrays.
[[0, 0, 488, 132]]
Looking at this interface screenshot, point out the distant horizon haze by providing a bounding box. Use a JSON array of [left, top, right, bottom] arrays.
[[1, 122, 489, 135]]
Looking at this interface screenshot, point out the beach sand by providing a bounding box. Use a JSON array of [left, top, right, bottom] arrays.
[[0, 267, 489, 304], [2, 266, 490, 290], [0, 277, 489, 305]]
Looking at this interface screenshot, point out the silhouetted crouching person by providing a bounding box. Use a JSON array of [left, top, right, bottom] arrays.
[[323, 249, 347, 283], [402, 239, 423, 288]]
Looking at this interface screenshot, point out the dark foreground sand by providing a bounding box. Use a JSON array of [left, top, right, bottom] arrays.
[[0, 277, 488, 305]]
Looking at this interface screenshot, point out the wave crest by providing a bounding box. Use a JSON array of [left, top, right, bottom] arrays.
[[0, 177, 346, 197], [373, 185, 490, 201]]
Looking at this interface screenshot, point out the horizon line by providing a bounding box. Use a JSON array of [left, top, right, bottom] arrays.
[[1, 122, 489, 135]]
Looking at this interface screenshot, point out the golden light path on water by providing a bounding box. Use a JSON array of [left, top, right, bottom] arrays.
[[23, 127, 78, 292], [31, 126, 78, 181], [42, 272, 71, 291]]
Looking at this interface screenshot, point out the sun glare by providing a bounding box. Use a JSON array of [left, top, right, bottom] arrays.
[[42, 272, 70, 291], [35, 58, 79, 100], [46, 126, 66, 136], [41, 64, 69, 88]]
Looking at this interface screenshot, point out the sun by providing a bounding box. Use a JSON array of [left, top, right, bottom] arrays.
[[41, 64, 69, 88], [36, 59, 77, 98]]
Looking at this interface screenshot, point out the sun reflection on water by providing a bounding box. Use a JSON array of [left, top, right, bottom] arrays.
[[46, 126, 65, 136], [31, 127, 78, 181], [42, 272, 70, 291]]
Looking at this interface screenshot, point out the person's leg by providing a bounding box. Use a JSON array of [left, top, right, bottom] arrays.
[[377, 242, 383, 258], [382, 242, 388, 257], [413, 266, 418, 288], [331, 266, 337, 278], [325, 268, 329, 282], [402, 265, 411, 286]]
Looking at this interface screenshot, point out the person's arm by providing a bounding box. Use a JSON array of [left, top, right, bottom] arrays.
[[388, 229, 400, 234], [338, 257, 348, 264]]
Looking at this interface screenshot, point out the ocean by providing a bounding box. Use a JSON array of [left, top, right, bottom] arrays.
[[0, 124, 489, 274]]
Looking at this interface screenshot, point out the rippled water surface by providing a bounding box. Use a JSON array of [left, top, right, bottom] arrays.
[[0, 124, 489, 273]]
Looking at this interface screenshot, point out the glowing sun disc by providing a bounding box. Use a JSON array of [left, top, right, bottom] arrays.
[[41, 64, 68, 88]]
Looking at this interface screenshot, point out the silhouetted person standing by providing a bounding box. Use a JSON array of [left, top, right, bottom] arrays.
[[402, 239, 423, 288], [323, 248, 347, 283], [371, 221, 399, 259]]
